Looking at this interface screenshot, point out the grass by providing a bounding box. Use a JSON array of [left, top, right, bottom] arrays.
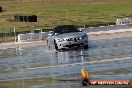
[[0, 0, 132, 33]]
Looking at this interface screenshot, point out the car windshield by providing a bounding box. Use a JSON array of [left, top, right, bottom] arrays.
[[53, 26, 80, 34]]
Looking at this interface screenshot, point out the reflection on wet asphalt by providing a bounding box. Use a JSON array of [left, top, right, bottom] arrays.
[[0, 36, 132, 88]]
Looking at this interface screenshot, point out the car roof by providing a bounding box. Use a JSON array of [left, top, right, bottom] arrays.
[[54, 25, 77, 30], [54, 25, 76, 29]]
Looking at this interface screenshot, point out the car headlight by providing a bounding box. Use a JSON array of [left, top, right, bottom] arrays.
[[57, 38, 65, 42], [81, 34, 87, 39]]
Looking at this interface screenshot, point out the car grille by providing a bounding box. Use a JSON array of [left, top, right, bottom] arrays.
[[66, 37, 80, 42], [64, 43, 84, 47]]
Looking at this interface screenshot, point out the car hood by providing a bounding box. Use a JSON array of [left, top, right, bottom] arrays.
[[55, 32, 86, 38]]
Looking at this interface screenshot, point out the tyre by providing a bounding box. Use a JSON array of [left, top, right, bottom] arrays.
[[54, 40, 58, 50], [82, 78, 91, 86], [84, 45, 88, 50], [82, 78, 88, 86]]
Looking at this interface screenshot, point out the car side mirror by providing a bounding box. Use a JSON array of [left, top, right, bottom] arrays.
[[48, 33, 53, 36], [55, 33, 58, 35], [48, 31, 53, 36]]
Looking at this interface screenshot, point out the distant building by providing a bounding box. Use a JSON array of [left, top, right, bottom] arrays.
[[116, 18, 132, 25]]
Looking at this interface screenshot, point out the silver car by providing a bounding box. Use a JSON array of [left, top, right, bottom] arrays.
[[47, 25, 88, 50]]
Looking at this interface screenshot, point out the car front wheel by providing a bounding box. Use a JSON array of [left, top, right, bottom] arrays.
[[54, 40, 58, 50], [84, 45, 88, 50]]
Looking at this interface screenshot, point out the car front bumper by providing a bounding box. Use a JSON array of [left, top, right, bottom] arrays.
[[56, 39, 88, 50]]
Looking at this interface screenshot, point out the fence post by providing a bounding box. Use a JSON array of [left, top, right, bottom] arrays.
[[14, 28, 17, 42], [4, 33, 6, 42]]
